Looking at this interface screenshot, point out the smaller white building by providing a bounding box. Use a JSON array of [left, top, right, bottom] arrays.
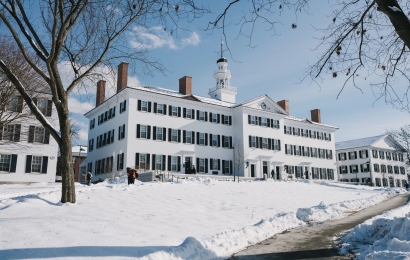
[[336, 135, 408, 187]]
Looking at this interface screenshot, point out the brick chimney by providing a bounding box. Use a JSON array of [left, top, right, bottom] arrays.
[[96, 80, 106, 106], [311, 109, 321, 123], [277, 100, 289, 114], [179, 76, 192, 95], [117, 62, 128, 93]]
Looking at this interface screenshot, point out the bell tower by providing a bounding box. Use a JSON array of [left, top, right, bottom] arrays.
[[208, 41, 237, 103]]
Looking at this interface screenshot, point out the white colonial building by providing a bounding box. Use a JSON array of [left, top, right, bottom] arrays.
[[0, 92, 59, 183], [336, 135, 408, 187], [82, 54, 338, 182]]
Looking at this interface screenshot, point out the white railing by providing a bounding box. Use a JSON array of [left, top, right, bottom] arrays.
[[214, 69, 231, 74], [209, 85, 237, 93]]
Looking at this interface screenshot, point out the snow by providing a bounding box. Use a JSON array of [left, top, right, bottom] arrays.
[[335, 134, 385, 150], [0, 178, 403, 259], [389, 6, 401, 12], [339, 195, 410, 260]]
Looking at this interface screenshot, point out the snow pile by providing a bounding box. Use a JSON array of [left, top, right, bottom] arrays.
[[320, 181, 407, 194], [296, 190, 396, 222], [339, 201, 410, 260]]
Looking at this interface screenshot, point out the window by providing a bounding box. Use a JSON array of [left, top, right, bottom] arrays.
[[117, 153, 124, 170], [211, 113, 218, 123], [199, 133, 205, 145], [250, 115, 256, 125], [37, 99, 48, 115], [310, 131, 317, 139], [155, 155, 163, 170], [273, 139, 280, 151], [223, 136, 231, 148], [326, 150, 333, 159], [157, 104, 164, 114], [393, 153, 398, 161], [211, 159, 219, 170], [349, 151, 357, 160], [293, 127, 300, 136], [185, 131, 193, 144], [141, 101, 148, 112], [375, 178, 381, 187], [284, 126, 291, 135], [394, 166, 399, 174], [223, 160, 231, 174], [212, 135, 218, 147], [223, 115, 230, 125], [118, 124, 125, 140], [0, 154, 12, 172], [34, 127, 45, 143], [387, 165, 393, 173], [167, 129, 177, 142], [171, 156, 178, 172], [374, 164, 380, 172], [261, 138, 268, 149], [137, 154, 147, 170], [380, 164, 386, 173], [400, 167, 405, 175], [120, 100, 127, 113], [399, 153, 404, 162], [350, 165, 358, 173], [359, 150, 368, 159], [317, 132, 323, 140], [372, 150, 378, 158], [140, 125, 148, 139], [172, 106, 178, 116], [186, 109, 193, 119], [250, 136, 256, 148], [339, 166, 348, 174], [272, 120, 280, 129], [379, 151, 385, 159], [386, 152, 391, 160], [303, 146, 310, 156], [311, 148, 318, 157], [339, 152, 347, 161], [360, 163, 370, 172], [318, 148, 324, 158], [31, 156, 43, 173], [90, 118, 95, 129], [1, 124, 21, 142], [199, 111, 206, 121], [327, 169, 334, 180], [295, 146, 301, 156], [156, 127, 163, 141], [261, 117, 267, 127], [198, 158, 205, 173], [88, 139, 94, 152], [8, 96, 22, 112]]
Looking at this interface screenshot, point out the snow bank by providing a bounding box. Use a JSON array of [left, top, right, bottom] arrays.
[[339, 200, 410, 260], [321, 181, 407, 194], [296, 190, 396, 222]]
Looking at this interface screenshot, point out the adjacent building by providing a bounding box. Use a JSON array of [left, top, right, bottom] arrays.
[[0, 92, 58, 183], [336, 135, 408, 187], [81, 53, 338, 183], [56, 145, 88, 182]]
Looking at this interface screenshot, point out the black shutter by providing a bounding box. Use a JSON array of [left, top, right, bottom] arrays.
[[196, 110, 199, 120], [365, 150, 368, 158], [209, 112, 212, 121], [121, 153, 124, 170], [148, 102, 152, 112], [46, 100, 52, 116], [178, 130, 181, 142], [348, 152, 351, 160], [44, 130, 50, 144], [112, 107, 116, 117], [41, 156, 48, 173], [285, 144, 288, 154], [124, 100, 126, 112], [210, 159, 213, 170], [178, 107, 181, 117], [136, 153, 140, 168], [147, 126, 151, 139], [28, 126, 35, 143], [267, 118, 271, 127], [354, 151, 357, 159], [111, 130, 114, 143], [222, 160, 226, 174], [192, 131, 195, 144], [162, 155, 166, 170], [205, 112, 208, 121], [183, 130, 186, 143], [221, 115, 225, 124], [359, 150, 362, 158], [230, 136, 232, 149], [268, 138, 272, 150], [205, 158, 208, 173], [146, 154, 150, 170], [121, 124, 125, 139], [183, 108, 186, 118], [258, 137, 262, 149], [270, 119, 273, 128], [10, 154, 17, 172], [153, 126, 157, 140], [152, 154, 156, 170], [196, 132, 199, 145], [137, 124, 140, 138], [118, 126, 121, 140], [205, 133, 208, 146], [192, 109, 195, 119], [196, 158, 199, 171], [168, 128, 171, 142], [249, 136, 252, 147], [163, 127, 166, 141], [258, 117, 261, 126], [229, 116, 232, 125], [153, 102, 157, 113], [338, 153, 341, 161], [168, 105, 172, 116], [360, 164, 363, 172], [14, 124, 21, 142], [0, 124, 3, 140], [329, 134, 332, 141], [349, 165, 352, 173], [248, 115, 251, 124], [25, 155, 32, 173], [168, 155, 171, 171], [163, 104, 167, 115], [138, 100, 141, 111], [218, 159, 221, 170], [222, 135, 225, 148], [230, 161, 233, 174], [177, 156, 181, 171], [217, 114, 220, 123], [209, 134, 213, 146]]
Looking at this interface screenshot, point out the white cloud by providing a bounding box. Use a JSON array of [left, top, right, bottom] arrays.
[[68, 96, 94, 114], [130, 26, 200, 50]]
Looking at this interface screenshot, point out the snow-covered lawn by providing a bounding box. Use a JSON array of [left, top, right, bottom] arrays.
[[0, 178, 403, 259], [339, 197, 410, 260]]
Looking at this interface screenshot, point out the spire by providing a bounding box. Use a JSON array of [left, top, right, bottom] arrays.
[[217, 39, 227, 63], [220, 39, 224, 58]]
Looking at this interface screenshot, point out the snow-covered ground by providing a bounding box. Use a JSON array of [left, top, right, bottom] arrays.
[[0, 178, 404, 259], [339, 196, 410, 260]]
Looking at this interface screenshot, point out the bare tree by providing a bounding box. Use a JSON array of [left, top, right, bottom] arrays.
[[209, 1, 410, 111], [387, 125, 410, 173], [0, 0, 207, 203], [232, 139, 247, 183]]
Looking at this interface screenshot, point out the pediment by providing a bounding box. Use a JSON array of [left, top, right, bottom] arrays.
[[180, 95, 201, 102], [242, 95, 287, 115], [372, 135, 406, 151]]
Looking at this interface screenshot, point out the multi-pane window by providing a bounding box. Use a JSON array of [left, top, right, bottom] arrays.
[[400, 167, 405, 174], [387, 165, 393, 174], [140, 125, 148, 139], [118, 124, 125, 140], [171, 156, 178, 172], [386, 152, 391, 160], [399, 153, 404, 162], [199, 133, 205, 145], [301, 129, 308, 137], [303, 146, 310, 156], [293, 127, 300, 136], [198, 158, 205, 173], [374, 164, 380, 172], [224, 160, 230, 174], [223, 115, 230, 125], [380, 164, 386, 173], [272, 120, 280, 129], [141, 101, 148, 111], [361, 163, 370, 172], [2, 124, 20, 141], [286, 144, 293, 154], [379, 151, 385, 159], [185, 109, 193, 119], [284, 126, 291, 135], [8, 96, 20, 112], [212, 159, 218, 170], [212, 135, 218, 147], [273, 139, 280, 150], [156, 127, 163, 140], [394, 166, 399, 174], [318, 148, 324, 158], [224, 136, 230, 148], [349, 151, 357, 160], [393, 153, 398, 161], [155, 155, 163, 170], [339, 166, 348, 174], [138, 154, 147, 170], [295, 146, 301, 156], [250, 136, 256, 148], [37, 99, 48, 115], [199, 111, 205, 121], [172, 106, 178, 116], [31, 156, 43, 173], [261, 118, 267, 127], [339, 152, 347, 161], [311, 148, 318, 157], [310, 131, 317, 139], [34, 127, 45, 143], [250, 116, 256, 125], [261, 138, 268, 149], [119, 100, 127, 113], [350, 165, 358, 173], [372, 150, 379, 158], [157, 104, 164, 114], [211, 113, 217, 123], [171, 129, 178, 142], [0, 154, 11, 171], [186, 131, 192, 143]]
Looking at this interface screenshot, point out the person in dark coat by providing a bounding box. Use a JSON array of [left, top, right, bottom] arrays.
[[86, 172, 92, 186], [131, 168, 137, 184], [271, 169, 275, 179], [191, 165, 196, 174], [126, 167, 132, 185]]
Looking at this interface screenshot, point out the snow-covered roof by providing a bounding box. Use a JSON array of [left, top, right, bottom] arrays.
[[335, 134, 386, 150], [285, 115, 338, 129]]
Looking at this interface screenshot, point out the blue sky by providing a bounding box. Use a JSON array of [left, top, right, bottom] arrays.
[[67, 1, 410, 145]]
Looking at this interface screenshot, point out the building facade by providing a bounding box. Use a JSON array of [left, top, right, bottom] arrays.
[[56, 145, 87, 182], [336, 135, 408, 187], [82, 56, 338, 182], [0, 93, 58, 183]]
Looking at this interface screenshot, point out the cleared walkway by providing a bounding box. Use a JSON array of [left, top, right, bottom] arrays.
[[231, 193, 410, 260]]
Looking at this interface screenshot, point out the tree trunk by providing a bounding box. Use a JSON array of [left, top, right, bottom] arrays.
[[59, 113, 76, 203]]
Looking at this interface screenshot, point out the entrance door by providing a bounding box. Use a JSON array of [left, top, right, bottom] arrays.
[[251, 164, 255, 177], [276, 166, 280, 179], [185, 157, 192, 174], [263, 161, 268, 175]]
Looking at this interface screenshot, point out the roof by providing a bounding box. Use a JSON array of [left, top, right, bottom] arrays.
[[217, 57, 228, 63], [335, 134, 387, 150]]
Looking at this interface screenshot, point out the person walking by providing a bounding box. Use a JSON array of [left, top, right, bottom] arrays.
[[86, 172, 92, 186], [127, 167, 132, 185], [131, 168, 137, 184], [271, 169, 275, 179]]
